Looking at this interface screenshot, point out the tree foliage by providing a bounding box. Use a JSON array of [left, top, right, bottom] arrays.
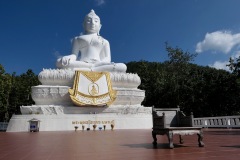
[[0, 65, 40, 121], [228, 57, 240, 76], [127, 44, 240, 117]]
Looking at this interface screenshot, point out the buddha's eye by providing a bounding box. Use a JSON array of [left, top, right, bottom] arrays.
[[86, 18, 92, 22]]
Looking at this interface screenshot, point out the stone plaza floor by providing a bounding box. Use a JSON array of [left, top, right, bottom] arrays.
[[0, 129, 240, 160]]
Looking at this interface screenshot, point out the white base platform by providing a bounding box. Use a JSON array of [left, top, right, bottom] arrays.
[[7, 105, 152, 132]]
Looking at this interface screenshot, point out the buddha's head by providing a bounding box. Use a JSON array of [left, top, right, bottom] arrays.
[[83, 10, 102, 35]]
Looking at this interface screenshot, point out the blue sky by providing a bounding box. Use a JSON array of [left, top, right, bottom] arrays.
[[1, 0, 240, 74]]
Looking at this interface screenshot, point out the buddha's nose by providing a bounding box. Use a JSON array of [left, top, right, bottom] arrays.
[[91, 19, 95, 24]]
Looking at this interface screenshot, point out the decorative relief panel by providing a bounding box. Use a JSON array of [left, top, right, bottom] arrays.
[[31, 86, 145, 105]]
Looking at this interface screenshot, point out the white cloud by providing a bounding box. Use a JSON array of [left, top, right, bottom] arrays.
[[95, 0, 105, 6], [196, 31, 240, 54], [209, 60, 230, 71], [208, 50, 240, 71]]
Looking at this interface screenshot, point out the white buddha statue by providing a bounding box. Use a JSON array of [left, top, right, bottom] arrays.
[[56, 10, 127, 72]]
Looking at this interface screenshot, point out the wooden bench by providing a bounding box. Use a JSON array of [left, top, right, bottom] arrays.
[[152, 107, 204, 149]]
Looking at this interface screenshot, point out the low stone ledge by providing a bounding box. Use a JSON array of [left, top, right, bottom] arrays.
[[20, 105, 152, 115]]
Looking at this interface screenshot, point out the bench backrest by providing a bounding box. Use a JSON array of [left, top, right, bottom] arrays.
[[152, 107, 193, 128], [152, 108, 180, 128]]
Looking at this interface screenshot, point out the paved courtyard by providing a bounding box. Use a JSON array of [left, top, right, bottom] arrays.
[[0, 129, 240, 160]]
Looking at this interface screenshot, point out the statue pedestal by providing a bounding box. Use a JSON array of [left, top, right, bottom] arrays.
[[7, 105, 152, 132], [32, 70, 145, 105], [7, 70, 152, 132]]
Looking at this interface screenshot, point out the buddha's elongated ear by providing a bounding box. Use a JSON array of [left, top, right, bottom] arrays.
[[98, 24, 102, 35]]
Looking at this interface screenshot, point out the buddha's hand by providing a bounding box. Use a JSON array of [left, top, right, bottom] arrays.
[[61, 55, 77, 66]]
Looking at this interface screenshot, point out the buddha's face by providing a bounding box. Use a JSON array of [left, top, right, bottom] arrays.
[[83, 15, 101, 34]]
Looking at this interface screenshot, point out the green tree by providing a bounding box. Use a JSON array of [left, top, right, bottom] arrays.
[[0, 65, 40, 121], [9, 69, 40, 115], [127, 44, 240, 117], [228, 56, 240, 76], [0, 65, 12, 121], [163, 43, 197, 108]]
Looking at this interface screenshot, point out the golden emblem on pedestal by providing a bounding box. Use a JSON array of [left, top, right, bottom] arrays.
[[69, 71, 116, 106]]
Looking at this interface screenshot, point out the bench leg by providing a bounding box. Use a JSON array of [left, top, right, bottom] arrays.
[[197, 130, 205, 147], [152, 131, 157, 145], [179, 135, 184, 144], [167, 131, 174, 149]]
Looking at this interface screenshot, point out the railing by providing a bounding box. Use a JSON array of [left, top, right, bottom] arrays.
[[193, 116, 240, 128], [0, 122, 8, 131]]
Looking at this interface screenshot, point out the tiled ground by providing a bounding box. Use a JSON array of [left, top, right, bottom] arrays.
[[0, 129, 240, 160]]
